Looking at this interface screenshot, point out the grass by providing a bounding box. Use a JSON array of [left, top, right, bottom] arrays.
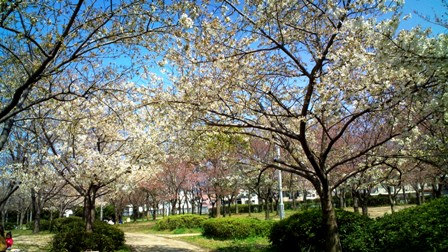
[[10, 230, 54, 252], [118, 219, 158, 233], [176, 235, 274, 252]]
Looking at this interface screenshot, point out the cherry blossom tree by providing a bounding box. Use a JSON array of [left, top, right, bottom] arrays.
[[33, 81, 163, 232], [164, 1, 447, 250], [0, 0, 173, 151], [155, 156, 196, 215], [139, 174, 166, 220]]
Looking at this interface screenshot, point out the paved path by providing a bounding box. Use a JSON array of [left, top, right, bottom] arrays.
[[125, 233, 209, 252]]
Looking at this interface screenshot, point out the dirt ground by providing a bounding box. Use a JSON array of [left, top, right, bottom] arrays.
[[125, 233, 208, 252], [344, 204, 414, 218], [12, 232, 207, 252]]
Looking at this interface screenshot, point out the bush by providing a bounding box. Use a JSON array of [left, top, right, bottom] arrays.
[[346, 197, 448, 252], [3, 222, 15, 230], [154, 214, 208, 231], [269, 209, 372, 251], [50, 216, 83, 233], [366, 195, 391, 207], [39, 219, 52, 231], [50, 217, 125, 252], [202, 217, 274, 240]]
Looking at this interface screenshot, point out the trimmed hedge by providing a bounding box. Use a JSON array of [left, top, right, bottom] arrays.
[[154, 214, 208, 231], [269, 209, 372, 251], [202, 217, 274, 240], [50, 217, 125, 252], [346, 197, 448, 252]]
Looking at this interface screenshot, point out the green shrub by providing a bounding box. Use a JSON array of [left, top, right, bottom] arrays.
[[366, 195, 390, 207], [50, 216, 82, 233], [39, 219, 52, 231], [269, 209, 372, 251], [154, 214, 208, 231], [202, 217, 274, 240], [3, 222, 15, 230], [50, 217, 125, 252], [347, 197, 448, 252]]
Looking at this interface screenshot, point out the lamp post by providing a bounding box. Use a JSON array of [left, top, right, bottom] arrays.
[[276, 146, 285, 220]]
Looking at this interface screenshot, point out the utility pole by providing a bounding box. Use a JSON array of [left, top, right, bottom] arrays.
[[276, 146, 285, 220]]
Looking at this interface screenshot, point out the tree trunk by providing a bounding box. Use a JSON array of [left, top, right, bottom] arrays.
[[114, 203, 119, 223], [321, 191, 342, 252], [361, 205, 368, 216], [132, 205, 139, 222], [352, 190, 359, 214], [216, 197, 221, 217], [84, 186, 98, 232], [340, 188, 346, 208], [292, 190, 297, 209], [191, 199, 196, 214], [222, 199, 226, 217], [358, 189, 370, 217], [264, 199, 270, 220], [415, 189, 422, 205], [402, 186, 407, 204], [414, 183, 424, 205], [388, 191, 396, 214], [248, 191, 252, 216], [432, 181, 443, 198], [33, 207, 41, 234], [31, 188, 40, 233]]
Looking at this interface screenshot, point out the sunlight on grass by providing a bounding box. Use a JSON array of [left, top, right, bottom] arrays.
[[173, 227, 203, 234], [12, 232, 54, 252], [177, 235, 274, 252], [117, 220, 158, 233]]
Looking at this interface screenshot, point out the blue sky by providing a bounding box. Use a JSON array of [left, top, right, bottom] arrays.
[[399, 0, 447, 35]]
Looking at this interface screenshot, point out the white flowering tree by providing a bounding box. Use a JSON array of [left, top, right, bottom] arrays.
[[34, 81, 162, 231], [0, 0, 173, 150], [164, 1, 448, 251]]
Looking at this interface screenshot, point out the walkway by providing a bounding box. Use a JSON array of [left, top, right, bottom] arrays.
[[125, 233, 208, 252]]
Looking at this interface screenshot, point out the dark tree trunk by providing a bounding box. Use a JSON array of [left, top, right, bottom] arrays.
[[402, 186, 407, 204], [170, 198, 178, 215], [263, 199, 270, 220], [84, 186, 98, 232], [352, 189, 359, 214], [351, 189, 369, 216], [321, 190, 342, 252], [132, 205, 139, 222], [114, 205, 118, 223]]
